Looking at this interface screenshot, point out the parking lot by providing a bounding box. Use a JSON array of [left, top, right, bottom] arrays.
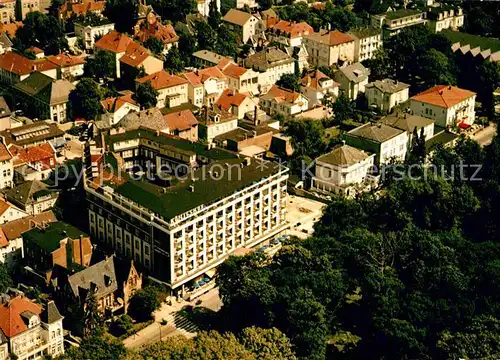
[[285, 195, 327, 239]]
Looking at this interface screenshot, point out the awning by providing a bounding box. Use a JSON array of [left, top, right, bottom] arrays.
[[458, 122, 470, 129], [205, 268, 216, 279]]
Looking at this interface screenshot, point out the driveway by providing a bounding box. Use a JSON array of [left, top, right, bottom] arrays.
[[470, 123, 497, 146]]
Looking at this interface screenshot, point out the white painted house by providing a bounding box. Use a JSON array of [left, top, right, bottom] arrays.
[[348, 27, 382, 62], [181, 67, 227, 108], [334, 62, 370, 100], [304, 29, 355, 67], [101, 92, 140, 126], [136, 71, 189, 108], [365, 79, 410, 113], [260, 85, 308, 117], [223, 9, 261, 44], [299, 69, 339, 109], [410, 85, 476, 128]]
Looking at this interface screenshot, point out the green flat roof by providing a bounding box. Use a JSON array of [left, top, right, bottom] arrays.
[[108, 128, 238, 161], [23, 221, 88, 252], [425, 131, 458, 152], [442, 30, 500, 53], [111, 158, 284, 221]]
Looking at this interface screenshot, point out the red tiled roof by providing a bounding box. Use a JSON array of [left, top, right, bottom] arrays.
[[101, 92, 137, 112], [411, 85, 476, 108], [0, 297, 42, 338], [306, 29, 354, 46], [9, 143, 55, 168], [95, 30, 133, 53], [119, 42, 150, 68], [0, 228, 7, 248], [0, 52, 34, 75], [163, 110, 198, 132], [27, 47, 44, 55], [46, 53, 85, 68], [269, 20, 313, 39], [0, 198, 10, 217], [181, 67, 226, 86], [221, 63, 247, 78], [216, 58, 233, 71], [32, 58, 57, 72], [299, 69, 339, 91], [262, 85, 302, 103], [0, 142, 11, 162], [71, 0, 105, 14], [0, 22, 22, 38], [135, 13, 179, 45], [137, 70, 187, 89], [216, 89, 249, 110]]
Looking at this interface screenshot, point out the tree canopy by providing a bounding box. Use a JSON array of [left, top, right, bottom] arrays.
[[104, 0, 139, 34], [128, 286, 161, 322], [0, 264, 12, 294], [68, 78, 104, 120], [84, 51, 116, 81], [276, 73, 300, 92], [134, 81, 159, 109]]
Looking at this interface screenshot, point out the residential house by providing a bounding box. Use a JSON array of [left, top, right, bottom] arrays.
[[0, 51, 57, 85], [311, 143, 376, 197], [13, 72, 74, 123], [197, 107, 238, 142], [334, 62, 370, 100], [95, 30, 163, 79], [223, 9, 260, 44], [163, 109, 198, 142], [379, 113, 435, 150], [101, 91, 140, 127], [56, 0, 105, 20], [244, 47, 295, 93], [0, 96, 11, 131], [236, 0, 257, 9], [63, 255, 142, 314], [299, 69, 339, 108], [134, 12, 179, 54], [344, 122, 409, 166], [427, 6, 463, 33], [46, 53, 85, 80], [0, 0, 15, 24], [0, 121, 65, 148], [74, 19, 115, 50], [365, 79, 410, 112], [304, 29, 355, 67], [27, 47, 44, 59], [267, 20, 313, 47], [371, 9, 427, 39], [0, 210, 56, 268], [0, 142, 12, 189], [17, 0, 40, 20], [136, 70, 188, 108], [8, 143, 57, 181], [260, 85, 308, 117], [348, 27, 382, 62], [219, 61, 260, 95], [410, 85, 476, 128], [0, 295, 64, 360], [215, 89, 257, 119], [181, 67, 227, 108], [22, 221, 92, 283], [5, 180, 58, 215], [0, 196, 27, 224], [193, 50, 231, 68], [197, 0, 219, 17], [118, 107, 166, 131]]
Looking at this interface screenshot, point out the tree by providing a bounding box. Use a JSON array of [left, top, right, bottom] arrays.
[[143, 37, 164, 55], [407, 127, 426, 164], [128, 286, 161, 322], [61, 335, 127, 360], [134, 81, 159, 109], [151, 0, 196, 23], [276, 73, 300, 92], [104, 0, 139, 34], [240, 327, 296, 360], [84, 51, 116, 81], [83, 290, 105, 338], [68, 78, 103, 120], [0, 264, 12, 293], [215, 25, 239, 58], [178, 34, 198, 67], [207, 0, 221, 29], [164, 46, 185, 74], [330, 93, 354, 124], [14, 12, 68, 55], [285, 119, 327, 160], [417, 49, 456, 89], [113, 314, 133, 335], [196, 21, 217, 51]]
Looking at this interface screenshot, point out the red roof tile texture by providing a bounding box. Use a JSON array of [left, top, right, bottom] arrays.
[[163, 110, 198, 132], [95, 30, 133, 53], [216, 89, 249, 110], [411, 85, 476, 108], [0, 297, 42, 338], [269, 20, 313, 39], [181, 67, 226, 86], [137, 70, 187, 89]]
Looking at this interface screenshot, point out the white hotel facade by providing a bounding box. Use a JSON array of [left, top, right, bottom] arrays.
[[84, 136, 288, 295]]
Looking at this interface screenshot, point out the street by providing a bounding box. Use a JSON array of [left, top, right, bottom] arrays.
[[470, 123, 497, 146]]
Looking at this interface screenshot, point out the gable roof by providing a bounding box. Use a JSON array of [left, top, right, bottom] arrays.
[[305, 29, 354, 46], [0, 210, 57, 241], [337, 62, 369, 83], [135, 13, 179, 45], [260, 85, 302, 104], [269, 20, 313, 39], [299, 69, 339, 91], [317, 144, 370, 167], [67, 255, 118, 299], [216, 89, 251, 110], [95, 30, 133, 53], [101, 92, 138, 113], [223, 9, 255, 26], [119, 107, 166, 131], [0, 51, 35, 76], [410, 85, 476, 108], [119, 41, 153, 68], [193, 50, 231, 65], [347, 122, 403, 143], [379, 113, 434, 133], [5, 180, 56, 208], [0, 121, 64, 147], [13, 72, 75, 105], [221, 63, 248, 78], [136, 70, 187, 89], [46, 53, 85, 68], [365, 79, 409, 94], [0, 142, 11, 162], [9, 143, 55, 168], [163, 109, 198, 132], [245, 47, 293, 70], [181, 67, 226, 86], [0, 296, 41, 338]]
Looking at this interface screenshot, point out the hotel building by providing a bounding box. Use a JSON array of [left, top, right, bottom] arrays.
[[83, 128, 288, 295]]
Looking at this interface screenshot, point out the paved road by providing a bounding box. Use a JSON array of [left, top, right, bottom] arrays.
[[471, 123, 497, 146]]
